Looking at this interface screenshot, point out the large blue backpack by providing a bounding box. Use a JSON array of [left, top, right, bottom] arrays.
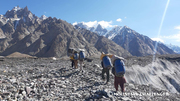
[[79, 51, 85, 61], [114, 59, 125, 77], [74, 52, 79, 60], [102, 56, 112, 69]]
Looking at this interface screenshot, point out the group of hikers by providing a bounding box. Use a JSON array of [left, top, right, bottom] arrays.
[[69, 48, 85, 71], [68, 48, 126, 95]]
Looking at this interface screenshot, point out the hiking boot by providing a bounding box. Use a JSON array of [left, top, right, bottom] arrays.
[[105, 81, 109, 84], [102, 78, 105, 81]]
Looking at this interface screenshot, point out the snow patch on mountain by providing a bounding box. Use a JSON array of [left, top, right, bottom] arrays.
[[14, 20, 19, 30], [105, 26, 123, 39], [73, 22, 108, 36], [40, 15, 48, 20], [105, 25, 137, 40], [12, 6, 22, 12], [166, 44, 180, 54]]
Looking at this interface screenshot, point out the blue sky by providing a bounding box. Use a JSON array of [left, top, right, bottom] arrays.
[[0, 0, 180, 46]]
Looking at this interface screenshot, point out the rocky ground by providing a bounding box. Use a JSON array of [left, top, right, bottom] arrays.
[[0, 57, 180, 101]]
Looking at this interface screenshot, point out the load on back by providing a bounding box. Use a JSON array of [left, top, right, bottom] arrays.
[[114, 59, 125, 77], [102, 56, 112, 69], [111, 55, 125, 77], [79, 50, 85, 61]]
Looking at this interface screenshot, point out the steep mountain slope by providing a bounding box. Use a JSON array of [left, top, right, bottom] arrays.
[[94, 36, 131, 58], [74, 23, 176, 57], [0, 7, 100, 57], [106, 26, 176, 56], [74, 25, 132, 57], [0, 6, 132, 58]]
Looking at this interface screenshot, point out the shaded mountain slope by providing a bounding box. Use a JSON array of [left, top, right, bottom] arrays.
[[75, 26, 132, 58], [110, 26, 176, 56]]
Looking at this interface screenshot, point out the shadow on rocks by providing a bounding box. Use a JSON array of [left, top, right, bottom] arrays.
[[85, 90, 112, 101]]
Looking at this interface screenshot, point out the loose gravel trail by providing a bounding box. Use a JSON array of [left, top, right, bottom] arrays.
[[0, 58, 179, 101]]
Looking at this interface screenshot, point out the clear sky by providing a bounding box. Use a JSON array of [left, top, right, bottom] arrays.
[[0, 0, 180, 46]]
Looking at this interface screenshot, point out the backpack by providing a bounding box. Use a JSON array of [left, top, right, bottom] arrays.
[[74, 52, 79, 60], [114, 59, 125, 77], [79, 51, 85, 61], [102, 56, 112, 69]]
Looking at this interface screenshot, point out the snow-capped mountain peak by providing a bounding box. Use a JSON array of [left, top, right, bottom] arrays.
[[105, 26, 123, 39], [40, 15, 48, 20], [75, 22, 90, 30], [94, 24, 108, 36], [95, 24, 103, 31], [74, 23, 108, 36], [12, 6, 22, 12]]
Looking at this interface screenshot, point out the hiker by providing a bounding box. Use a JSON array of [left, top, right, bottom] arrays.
[[69, 53, 74, 68], [79, 49, 85, 71], [73, 51, 79, 69], [68, 48, 75, 68], [100, 52, 113, 84], [111, 55, 126, 95]]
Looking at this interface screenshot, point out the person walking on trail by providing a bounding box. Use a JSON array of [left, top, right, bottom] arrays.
[[68, 48, 75, 68], [69, 53, 74, 68], [79, 49, 85, 71], [100, 52, 113, 84], [111, 55, 126, 95], [73, 51, 79, 69]]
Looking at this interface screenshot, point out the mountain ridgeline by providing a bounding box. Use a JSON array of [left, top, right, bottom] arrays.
[[74, 23, 176, 56], [0, 6, 131, 58]]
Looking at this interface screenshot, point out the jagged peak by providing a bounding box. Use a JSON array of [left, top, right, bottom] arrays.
[[4, 6, 32, 19], [12, 6, 22, 11], [75, 22, 89, 29], [95, 24, 103, 30], [112, 26, 123, 30], [123, 25, 129, 29], [40, 15, 48, 20], [24, 6, 29, 12]]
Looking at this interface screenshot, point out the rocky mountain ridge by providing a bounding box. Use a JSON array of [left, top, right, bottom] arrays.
[[74, 23, 176, 56], [74, 25, 132, 57], [110, 26, 175, 56], [0, 6, 132, 58], [74, 22, 108, 36]]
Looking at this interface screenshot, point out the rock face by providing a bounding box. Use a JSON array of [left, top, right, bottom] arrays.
[[108, 26, 176, 56], [94, 24, 108, 36], [75, 26, 132, 58], [75, 23, 176, 57], [0, 55, 179, 100], [0, 7, 102, 57], [74, 23, 108, 36], [94, 36, 131, 58], [0, 7, 132, 58]]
